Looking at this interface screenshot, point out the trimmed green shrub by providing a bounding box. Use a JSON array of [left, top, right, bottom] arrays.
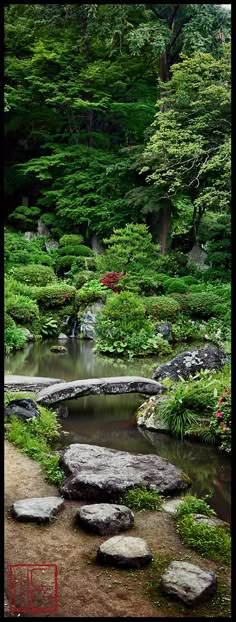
[[144, 296, 180, 321], [182, 276, 199, 285], [8, 205, 41, 231], [10, 264, 56, 286], [57, 245, 93, 257], [6, 294, 39, 323], [5, 325, 28, 354], [184, 292, 221, 318], [72, 271, 95, 289], [59, 234, 84, 246], [4, 231, 54, 271], [76, 280, 110, 305], [165, 278, 188, 294], [168, 292, 188, 310], [95, 291, 171, 357], [4, 313, 16, 329], [56, 255, 86, 272], [33, 284, 76, 309]]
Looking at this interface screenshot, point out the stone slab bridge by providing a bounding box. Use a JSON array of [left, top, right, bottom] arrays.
[[4, 375, 166, 406]]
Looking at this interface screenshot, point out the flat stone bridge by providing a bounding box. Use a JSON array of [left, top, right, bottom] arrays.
[[37, 377, 166, 405], [5, 375, 166, 405]]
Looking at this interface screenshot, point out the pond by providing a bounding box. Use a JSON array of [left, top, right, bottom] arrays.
[[5, 338, 231, 523]]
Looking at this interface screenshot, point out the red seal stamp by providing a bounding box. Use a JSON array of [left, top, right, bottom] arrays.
[[9, 564, 58, 613]]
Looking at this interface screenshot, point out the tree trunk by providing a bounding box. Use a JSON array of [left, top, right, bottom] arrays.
[[158, 52, 172, 254], [159, 203, 171, 255]]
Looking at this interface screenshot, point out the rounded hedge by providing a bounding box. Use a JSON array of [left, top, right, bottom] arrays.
[[59, 234, 84, 247], [182, 276, 199, 286], [184, 292, 221, 318], [57, 245, 93, 257], [165, 279, 188, 294], [56, 256, 84, 270], [6, 295, 40, 324], [144, 296, 180, 321], [33, 284, 76, 309], [10, 264, 56, 286]]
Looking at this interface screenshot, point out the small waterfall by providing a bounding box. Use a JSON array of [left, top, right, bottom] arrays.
[[70, 319, 78, 337]]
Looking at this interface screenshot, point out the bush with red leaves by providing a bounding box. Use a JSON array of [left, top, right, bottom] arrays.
[[100, 271, 124, 292]]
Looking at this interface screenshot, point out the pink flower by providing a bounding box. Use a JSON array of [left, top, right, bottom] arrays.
[[216, 412, 223, 418]]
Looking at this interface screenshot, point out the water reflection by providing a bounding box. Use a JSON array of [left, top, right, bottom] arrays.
[[5, 339, 231, 523]]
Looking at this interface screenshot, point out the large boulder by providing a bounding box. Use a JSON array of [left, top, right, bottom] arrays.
[[153, 346, 227, 381], [59, 443, 191, 501], [76, 503, 134, 535], [79, 302, 104, 339], [160, 561, 217, 606], [136, 395, 170, 432], [5, 398, 40, 420], [97, 536, 152, 568], [11, 497, 65, 523]]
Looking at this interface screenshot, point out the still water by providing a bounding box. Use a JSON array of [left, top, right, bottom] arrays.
[[5, 339, 231, 523]]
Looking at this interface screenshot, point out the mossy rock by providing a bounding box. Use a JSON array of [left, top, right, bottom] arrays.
[[50, 345, 67, 354]]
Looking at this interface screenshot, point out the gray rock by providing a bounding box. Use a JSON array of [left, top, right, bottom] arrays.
[[37, 217, 50, 237], [153, 347, 227, 381], [156, 322, 172, 342], [37, 376, 166, 406], [76, 503, 134, 535], [59, 443, 191, 501], [162, 498, 185, 515], [191, 514, 230, 528], [136, 395, 170, 432], [24, 231, 37, 241], [161, 561, 217, 606], [21, 328, 34, 341], [11, 497, 65, 523], [187, 244, 209, 271], [79, 302, 104, 339], [4, 375, 65, 392], [4, 398, 40, 420], [97, 536, 152, 568], [58, 333, 68, 340], [45, 239, 59, 252]]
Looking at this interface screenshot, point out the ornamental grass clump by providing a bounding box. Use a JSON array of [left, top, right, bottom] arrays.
[[120, 487, 163, 511]]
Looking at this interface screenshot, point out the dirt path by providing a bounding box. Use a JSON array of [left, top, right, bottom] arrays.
[[5, 440, 231, 618]]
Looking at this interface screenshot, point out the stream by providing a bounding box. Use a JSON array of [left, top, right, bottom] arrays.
[[5, 338, 231, 523]]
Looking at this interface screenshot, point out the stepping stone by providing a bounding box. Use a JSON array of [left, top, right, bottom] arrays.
[[191, 513, 230, 528], [59, 443, 191, 501], [76, 503, 134, 535], [162, 498, 184, 515], [97, 535, 152, 568], [11, 497, 65, 523], [160, 561, 217, 606]]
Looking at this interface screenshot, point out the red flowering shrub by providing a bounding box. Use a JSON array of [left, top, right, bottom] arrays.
[[100, 271, 124, 292], [209, 388, 231, 452]]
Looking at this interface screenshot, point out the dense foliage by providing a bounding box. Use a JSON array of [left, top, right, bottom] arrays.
[[4, 5, 231, 457]]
